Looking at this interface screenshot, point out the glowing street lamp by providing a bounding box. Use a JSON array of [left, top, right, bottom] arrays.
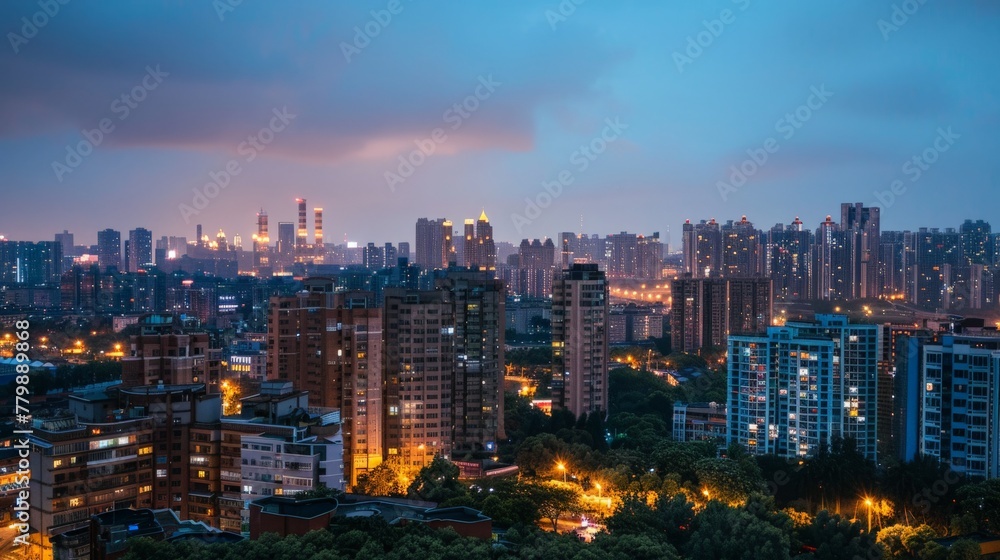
[[702, 488, 711, 501], [863, 497, 873, 533], [556, 461, 566, 483]]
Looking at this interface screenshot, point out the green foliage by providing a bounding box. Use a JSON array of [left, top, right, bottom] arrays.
[[607, 368, 674, 426], [796, 510, 882, 560], [354, 456, 410, 497], [693, 451, 766, 505], [957, 479, 1000, 534], [407, 457, 468, 503], [946, 539, 983, 560], [685, 501, 791, 560], [506, 346, 553, 366]]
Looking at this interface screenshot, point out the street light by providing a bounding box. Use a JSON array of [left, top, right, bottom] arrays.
[[702, 488, 711, 501], [863, 497, 873, 533], [595, 482, 602, 499], [556, 461, 566, 483]]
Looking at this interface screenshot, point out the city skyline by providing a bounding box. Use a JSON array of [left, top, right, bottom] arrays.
[[1, 2, 998, 244]]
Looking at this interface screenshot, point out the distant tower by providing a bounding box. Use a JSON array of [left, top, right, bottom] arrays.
[[313, 207, 324, 263], [254, 210, 270, 272], [314, 208, 323, 247], [196, 224, 203, 247], [296, 198, 308, 251]]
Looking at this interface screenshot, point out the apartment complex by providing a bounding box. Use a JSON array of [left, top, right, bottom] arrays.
[[727, 315, 881, 462]]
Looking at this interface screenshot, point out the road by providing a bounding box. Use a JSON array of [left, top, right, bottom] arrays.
[[0, 524, 31, 560]]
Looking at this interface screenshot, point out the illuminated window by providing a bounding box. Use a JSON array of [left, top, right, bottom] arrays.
[[926, 383, 934, 392], [69, 498, 82, 507], [53, 459, 63, 468]]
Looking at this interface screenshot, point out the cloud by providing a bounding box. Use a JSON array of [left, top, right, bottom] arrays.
[[0, 1, 628, 164]]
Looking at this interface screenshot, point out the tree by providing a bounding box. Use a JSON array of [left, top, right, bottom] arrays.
[[406, 457, 467, 504], [294, 484, 345, 501], [957, 479, 1000, 534], [693, 456, 765, 505], [354, 457, 409, 497], [796, 510, 882, 560], [947, 539, 983, 560], [528, 482, 581, 532], [685, 501, 791, 560]]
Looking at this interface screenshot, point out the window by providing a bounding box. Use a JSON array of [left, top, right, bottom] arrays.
[[69, 498, 82, 507]]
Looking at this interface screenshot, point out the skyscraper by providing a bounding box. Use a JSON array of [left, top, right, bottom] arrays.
[[682, 219, 723, 278], [728, 315, 880, 462], [841, 203, 881, 299], [415, 218, 452, 270], [127, 228, 153, 272], [721, 216, 761, 277], [0, 239, 62, 285], [266, 279, 383, 486], [254, 210, 270, 274], [515, 238, 555, 297], [277, 222, 295, 270], [383, 288, 456, 469], [913, 227, 961, 310], [960, 219, 991, 266], [552, 263, 609, 418], [296, 197, 308, 252], [767, 218, 811, 300], [670, 276, 772, 354], [920, 334, 1000, 478], [436, 270, 505, 454], [97, 228, 122, 272], [54, 230, 74, 258], [812, 215, 852, 300], [462, 211, 496, 271]]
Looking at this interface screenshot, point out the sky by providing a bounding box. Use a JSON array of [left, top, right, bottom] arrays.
[[0, 0, 998, 249]]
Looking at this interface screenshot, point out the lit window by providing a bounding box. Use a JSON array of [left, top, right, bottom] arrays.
[[926, 383, 934, 392]]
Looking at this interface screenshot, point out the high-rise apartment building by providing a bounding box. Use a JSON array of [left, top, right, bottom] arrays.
[[0, 239, 62, 285], [552, 264, 609, 418], [436, 270, 505, 454], [670, 276, 772, 354], [728, 315, 880, 462], [415, 218, 453, 269], [767, 218, 811, 300], [813, 215, 853, 300], [266, 279, 383, 485], [682, 219, 723, 278], [913, 227, 961, 310], [383, 289, 456, 469], [841, 203, 881, 299], [121, 313, 222, 393], [127, 228, 153, 272], [97, 229, 122, 273], [721, 216, 761, 277], [514, 239, 555, 297], [462, 211, 496, 271], [920, 334, 1000, 478]]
